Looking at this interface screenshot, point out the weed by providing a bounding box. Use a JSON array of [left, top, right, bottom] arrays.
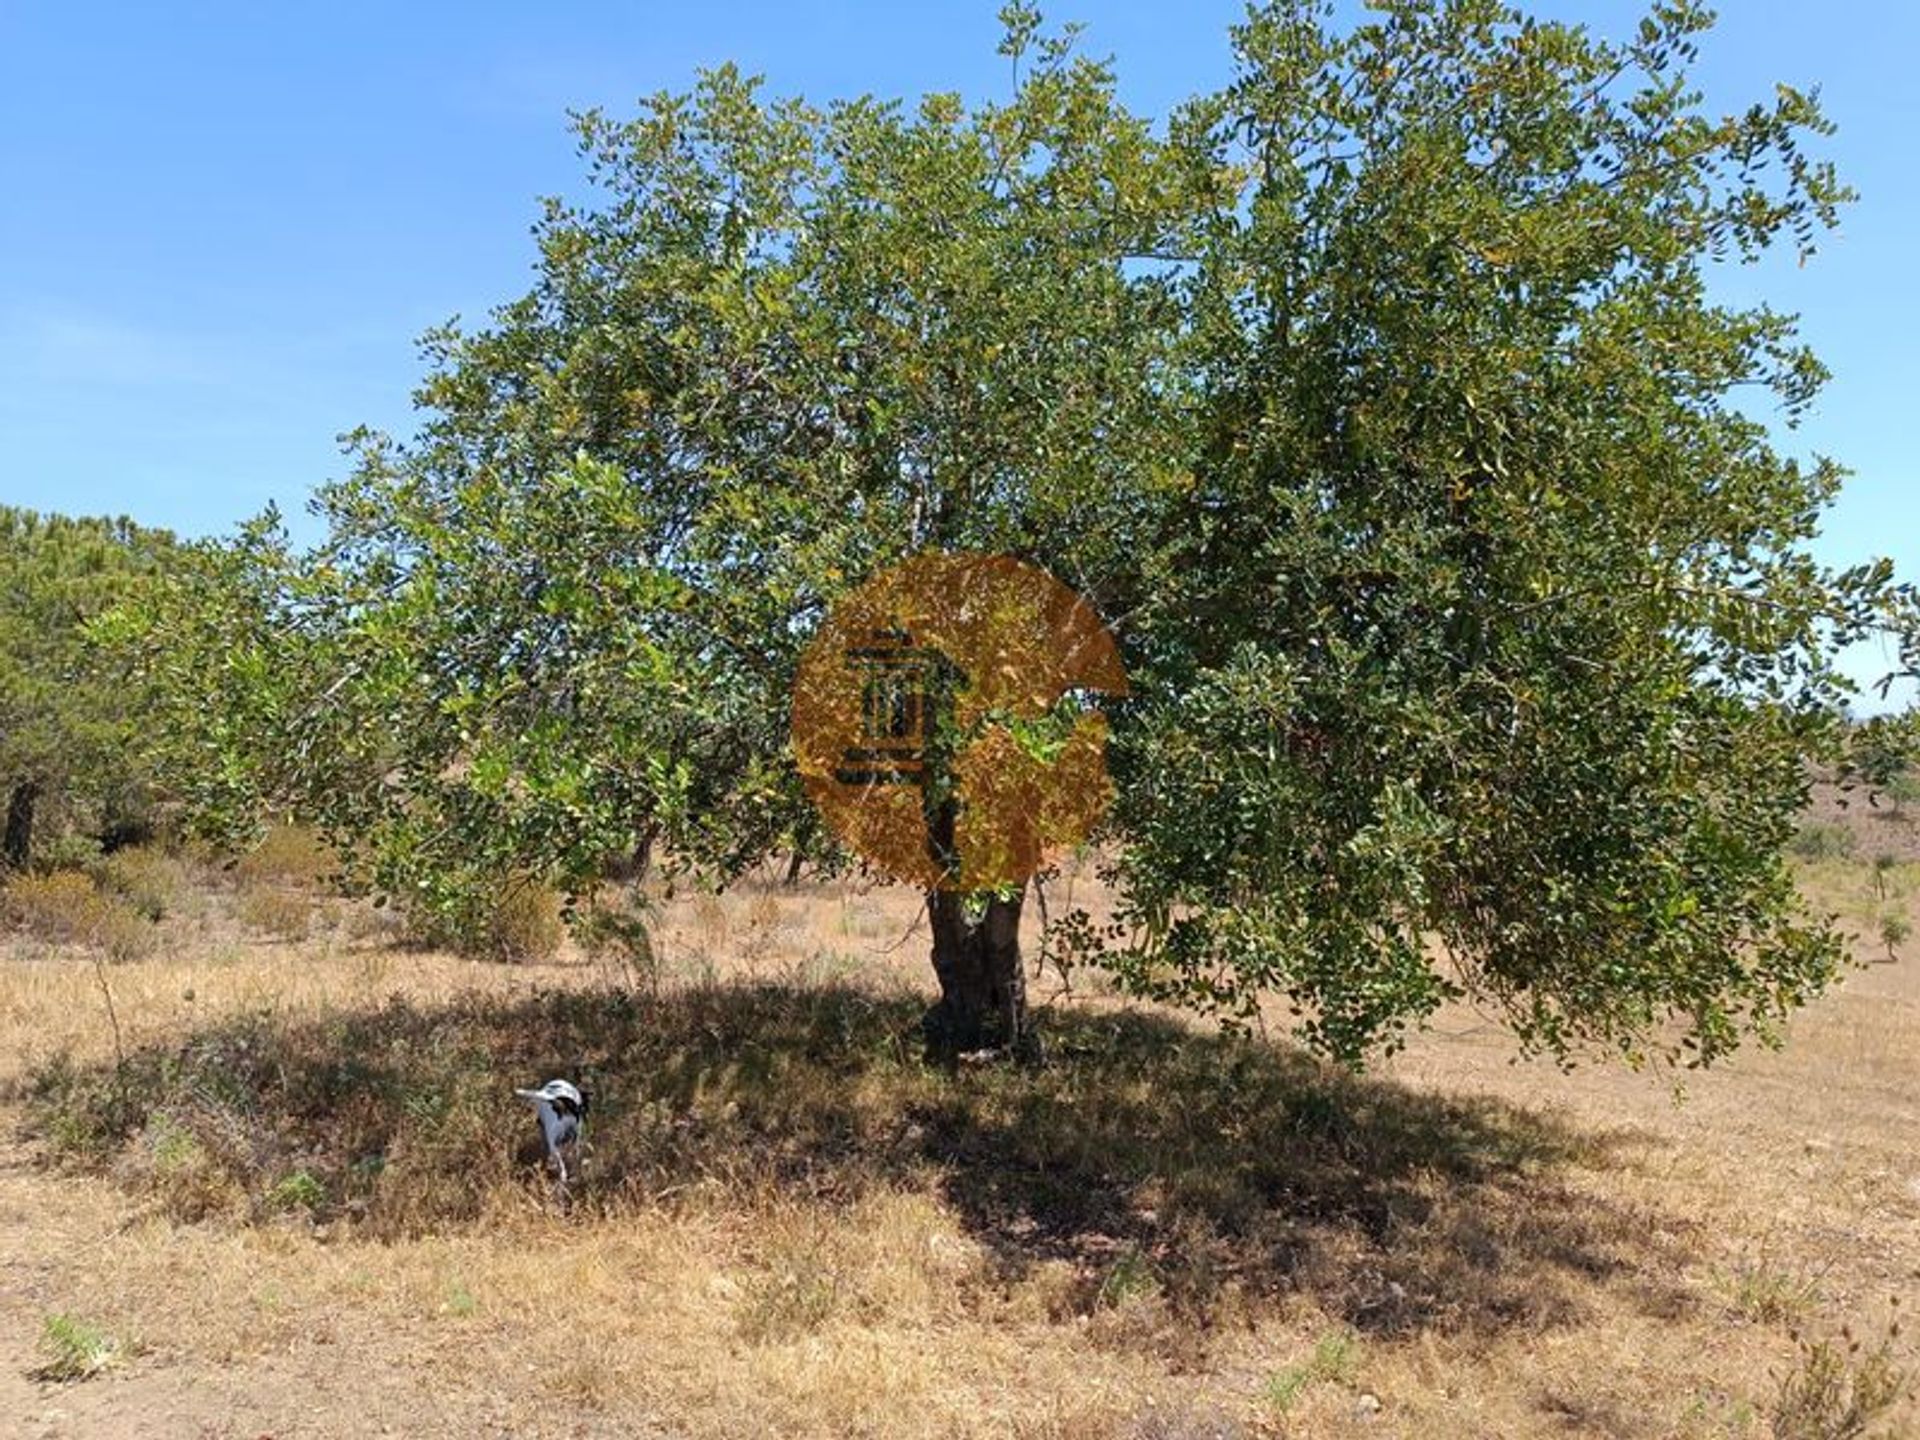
[[1713, 1243, 1830, 1326], [1097, 1247, 1162, 1309], [265, 1169, 327, 1213], [34, 1313, 130, 1382], [1771, 1301, 1913, 1439], [442, 1276, 478, 1318], [1264, 1330, 1359, 1414]]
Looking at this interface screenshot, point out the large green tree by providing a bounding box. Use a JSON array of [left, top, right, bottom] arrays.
[[0, 508, 176, 869], [126, 1, 1915, 1067]]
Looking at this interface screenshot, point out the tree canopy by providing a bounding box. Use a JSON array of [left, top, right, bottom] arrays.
[[119, 0, 1919, 1068], [0, 507, 177, 868]]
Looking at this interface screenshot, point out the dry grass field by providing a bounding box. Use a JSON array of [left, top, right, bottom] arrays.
[[0, 806, 1916, 1438]]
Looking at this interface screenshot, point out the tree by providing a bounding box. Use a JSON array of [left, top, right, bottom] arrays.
[[127, 1, 1916, 1068], [1101, 0, 1912, 1066], [0, 508, 176, 869]]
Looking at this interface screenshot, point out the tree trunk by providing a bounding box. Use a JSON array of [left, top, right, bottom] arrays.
[[913, 662, 1035, 1061], [923, 884, 1034, 1061], [3, 781, 37, 872]]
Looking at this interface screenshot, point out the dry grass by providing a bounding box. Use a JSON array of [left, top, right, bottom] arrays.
[[0, 827, 1917, 1438]]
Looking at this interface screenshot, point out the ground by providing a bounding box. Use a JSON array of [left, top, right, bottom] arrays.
[[0, 804, 1915, 1439]]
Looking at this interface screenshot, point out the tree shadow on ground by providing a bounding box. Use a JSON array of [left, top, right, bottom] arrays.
[[22, 980, 1695, 1338]]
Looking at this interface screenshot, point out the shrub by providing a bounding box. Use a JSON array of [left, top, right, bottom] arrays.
[[6, 870, 102, 941], [489, 881, 566, 962], [3, 870, 157, 960], [577, 894, 659, 987], [340, 901, 405, 947], [404, 875, 566, 962], [1791, 823, 1858, 862], [89, 844, 186, 922], [1887, 774, 1920, 819], [92, 903, 159, 962], [128, 1111, 245, 1221], [233, 824, 334, 889], [235, 886, 314, 942], [36, 830, 103, 872]]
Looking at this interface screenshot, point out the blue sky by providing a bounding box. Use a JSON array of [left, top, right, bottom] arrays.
[[2, 2, 1915, 694]]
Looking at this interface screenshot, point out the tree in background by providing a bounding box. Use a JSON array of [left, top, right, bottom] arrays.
[[122, 1, 1918, 1068], [0, 508, 176, 869]]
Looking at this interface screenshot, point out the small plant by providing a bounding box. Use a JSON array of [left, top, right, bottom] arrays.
[[1873, 854, 1900, 902], [1096, 1247, 1162, 1309], [1878, 915, 1911, 965], [442, 1276, 478, 1318], [1713, 1245, 1829, 1326], [34, 1313, 129, 1381], [1771, 1302, 1912, 1440], [1264, 1330, 1359, 1414], [265, 1169, 327, 1213], [1791, 823, 1858, 862]]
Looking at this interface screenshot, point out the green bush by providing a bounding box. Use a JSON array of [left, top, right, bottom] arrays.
[[403, 873, 566, 962], [265, 1169, 327, 1213]]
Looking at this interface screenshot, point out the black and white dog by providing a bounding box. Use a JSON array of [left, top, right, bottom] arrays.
[[514, 1078, 590, 1184]]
